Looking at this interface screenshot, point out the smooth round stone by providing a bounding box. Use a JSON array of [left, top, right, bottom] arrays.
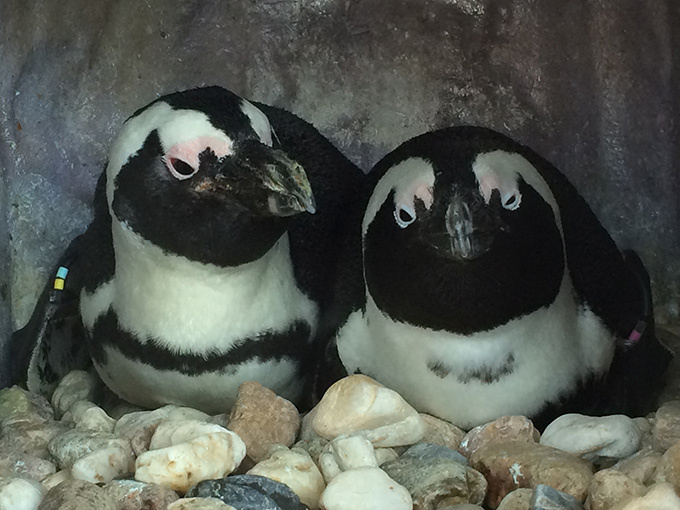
[[0, 477, 45, 510], [227, 381, 301, 463], [540, 414, 641, 460], [247, 446, 325, 509], [460, 416, 539, 459], [135, 431, 246, 492], [167, 497, 236, 509], [585, 470, 645, 510], [329, 435, 378, 471], [37, 479, 117, 510], [61, 401, 116, 433], [71, 445, 135, 483], [312, 375, 424, 447], [51, 371, 100, 418], [403, 442, 468, 465], [149, 420, 230, 450], [382, 456, 487, 507], [187, 474, 306, 510], [101, 479, 180, 509], [497, 488, 533, 510], [48, 430, 132, 470], [613, 447, 662, 485], [615, 482, 680, 509], [319, 467, 411, 510]]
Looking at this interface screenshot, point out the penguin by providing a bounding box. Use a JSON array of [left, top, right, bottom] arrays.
[[320, 126, 672, 430], [10, 86, 363, 413]]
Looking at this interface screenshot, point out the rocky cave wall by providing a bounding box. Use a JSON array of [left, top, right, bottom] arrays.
[[0, 0, 678, 386]]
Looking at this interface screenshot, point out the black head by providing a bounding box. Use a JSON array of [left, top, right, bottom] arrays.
[[107, 86, 315, 267], [362, 126, 565, 334]]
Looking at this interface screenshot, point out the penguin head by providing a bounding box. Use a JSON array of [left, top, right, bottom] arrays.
[[105, 86, 316, 267], [362, 126, 566, 334]]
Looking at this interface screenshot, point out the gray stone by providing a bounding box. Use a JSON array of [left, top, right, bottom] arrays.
[[100, 479, 180, 510], [48, 429, 132, 470], [186, 474, 306, 510], [0, 386, 54, 425], [403, 442, 469, 465], [0, 449, 56, 481], [382, 456, 487, 508], [530, 485, 584, 510], [37, 479, 117, 510]]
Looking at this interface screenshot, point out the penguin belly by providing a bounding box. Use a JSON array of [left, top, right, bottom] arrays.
[[81, 226, 317, 412], [337, 279, 614, 429]]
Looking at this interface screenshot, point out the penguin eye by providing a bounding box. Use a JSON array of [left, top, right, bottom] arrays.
[[502, 193, 521, 211], [394, 205, 416, 228], [168, 158, 198, 180]]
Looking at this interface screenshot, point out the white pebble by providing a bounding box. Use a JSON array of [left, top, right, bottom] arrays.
[[149, 419, 228, 449], [248, 446, 325, 510], [71, 445, 135, 483], [375, 448, 400, 465], [51, 371, 99, 418], [541, 413, 642, 460], [313, 375, 425, 447], [167, 497, 236, 509], [41, 469, 72, 491], [62, 400, 116, 433], [330, 435, 378, 471], [135, 431, 246, 492], [319, 451, 343, 483], [319, 467, 412, 510], [0, 477, 45, 510]]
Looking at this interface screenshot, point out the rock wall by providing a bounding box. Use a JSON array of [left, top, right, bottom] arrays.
[[1, 0, 678, 385]]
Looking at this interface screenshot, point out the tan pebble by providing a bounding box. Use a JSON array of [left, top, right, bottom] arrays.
[[420, 413, 466, 451], [460, 416, 539, 459], [497, 488, 533, 510], [613, 447, 661, 486], [653, 401, 680, 452], [585, 469, 647, 510], [612, 482, 680, 510], [227, 381, 300, 463]]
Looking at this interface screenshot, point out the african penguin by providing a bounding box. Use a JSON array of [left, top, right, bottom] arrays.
[[320, 126, 671, 430], [11, 86, 363, 413]]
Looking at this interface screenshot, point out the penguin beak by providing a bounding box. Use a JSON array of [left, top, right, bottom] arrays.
[[422, 190, 505, 261], [206, 139, 316, 217]]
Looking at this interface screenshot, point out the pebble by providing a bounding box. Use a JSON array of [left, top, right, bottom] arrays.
[[51, 371, 100, 418], [115, 406, 210, 456], [38, 479, 117, 510], [0, 448, 56, 481], [612, 447, 662, 485], [460, 416, 540, 459], [61, 400, 116, 433], [540, 414, 641, 460], [329, 434, 378, 471], [375, 447, 400, 465], [101, 479, 180, 509], [319, 467, 412, 510], [497, 488, 533, 510], [318, 451, 343, 483], [439, 505, 485, 510], [403, 442, 469, 465], [584, 469, 645, 510], [42, 470, 72, 491], [0, 477, 45, 510], [420, 413, 466, 451], [654, 401, 680, 452], [531, 484, 584, 510], [312, 375, 424, 447], [48, 430, 132, 470], [71, 444, 136, 483], [187, 474, 306, 510], [0, 386, 54, 425], [227, 382, 300, 463], [656, 439, 680, 490], [382, 456, 487, 508], [247, 445, 325, 509], [148, 419, 230, 449], [167, 498, 236, 509], [0, 419, 69, 459], [135, 428, 246, 492], [469, 440, 593, 508], [293, 436, 329, 465], [613, 482, 680, 509]]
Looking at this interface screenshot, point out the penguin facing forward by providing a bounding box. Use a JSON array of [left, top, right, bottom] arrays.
[[323, 126, 671, 429], [11, 86, 363, 413]]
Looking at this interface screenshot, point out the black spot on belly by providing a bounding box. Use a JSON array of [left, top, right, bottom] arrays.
[[88, 310, 311, 376], [426, 361, 452, 379], [458, 353, 515, 384]]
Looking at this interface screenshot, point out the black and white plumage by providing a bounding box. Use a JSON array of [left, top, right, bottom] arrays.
[[11, 86, 363, 413], [321, 126, 672, 429]]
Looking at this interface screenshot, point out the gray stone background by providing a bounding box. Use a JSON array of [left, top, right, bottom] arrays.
[[0, 0, 678, 386]]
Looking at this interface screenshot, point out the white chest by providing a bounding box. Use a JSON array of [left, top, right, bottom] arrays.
[[337, 281, 614, 429]]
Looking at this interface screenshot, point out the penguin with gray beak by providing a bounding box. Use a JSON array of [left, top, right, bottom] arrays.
[[320, 126, 672, 429], [11, 86, 363, 413]]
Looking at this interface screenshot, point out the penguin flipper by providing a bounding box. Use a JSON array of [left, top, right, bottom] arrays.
[[10, 234, 91, 395]]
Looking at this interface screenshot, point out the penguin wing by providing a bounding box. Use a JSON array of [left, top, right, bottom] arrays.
[[10, 172, 114, 395], [522, 148, 672, 416], [252, 102, 367, 320]]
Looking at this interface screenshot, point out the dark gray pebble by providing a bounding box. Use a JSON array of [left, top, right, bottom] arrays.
[[186, 474, 307, 510]]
